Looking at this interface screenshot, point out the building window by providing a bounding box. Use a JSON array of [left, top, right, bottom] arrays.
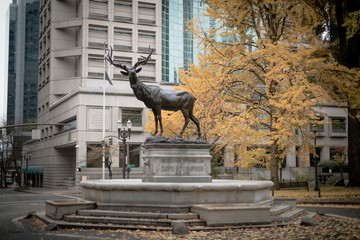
[[87, 144, 103, 167], [330, 147, 346, 161], [113, 56, 132, 79], [88, 54, 104, 78], [138, 2, 156, 25], [121, 109, 142, 127], [138, 30, 156, 53], [331, 118, 346, 133], [89, 25, 108, 48], [114, 0, 132, 23], [59, 118, 77, 132], [114, 28, 132, 51], [89, 0, 108, 20], [310, 117, 325, 132], [137, 58, 155, 82], [119, 143, 141, 167]]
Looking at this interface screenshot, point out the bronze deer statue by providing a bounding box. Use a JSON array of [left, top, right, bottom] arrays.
[[106, 47, 201, 139]]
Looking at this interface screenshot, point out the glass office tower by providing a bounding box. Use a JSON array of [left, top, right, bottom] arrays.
[[6, 2, 17, 125], [161, 0, 210, 83], [6, 0, 39, 125]]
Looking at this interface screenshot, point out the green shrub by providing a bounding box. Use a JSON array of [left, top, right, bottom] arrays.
[[292, 171, 311, 182], [211, 166, 220, 179], [256, 170, 268, 181], [234, 174, 251, 180], [318, 160, 348, 173]]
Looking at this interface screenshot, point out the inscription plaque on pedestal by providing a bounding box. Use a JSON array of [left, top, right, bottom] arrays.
[[142, 138, 212, 183]]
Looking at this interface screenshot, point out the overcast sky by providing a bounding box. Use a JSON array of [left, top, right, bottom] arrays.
[[0, 0, 13, 121]]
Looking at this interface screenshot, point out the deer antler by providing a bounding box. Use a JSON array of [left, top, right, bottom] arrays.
[[105, 46, 128, 71], [134, 46, 153, 68]]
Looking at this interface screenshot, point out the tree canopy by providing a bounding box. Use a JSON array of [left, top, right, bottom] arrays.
[[147, 0, 360, 188]]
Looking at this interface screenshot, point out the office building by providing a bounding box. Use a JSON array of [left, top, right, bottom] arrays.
[[4, 0, 39, 180], [6, 0, 39, 125], [22, 0, 212, 187]]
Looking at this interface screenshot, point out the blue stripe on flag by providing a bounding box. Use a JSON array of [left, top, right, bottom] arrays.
[[105, 71, 113, 85]]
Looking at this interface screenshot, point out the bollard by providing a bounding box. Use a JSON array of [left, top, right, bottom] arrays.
[[317, 176, 321, 198], [272, 176, 275, 197]]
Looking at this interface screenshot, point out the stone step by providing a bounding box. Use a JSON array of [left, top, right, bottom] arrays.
[[295, 211, 317, 224], [63, 215, 206, 227], [270, 204, 292, 216], [191, 203, 271, 226], [271, 208, 305, 222], [96, 203, 191, 213], [77, 209, 199, 220], [55, 221, 173, 231], [273, 197, 297, 208]]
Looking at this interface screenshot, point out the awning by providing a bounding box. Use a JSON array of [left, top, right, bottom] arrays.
[[21, 166, 43, 174]]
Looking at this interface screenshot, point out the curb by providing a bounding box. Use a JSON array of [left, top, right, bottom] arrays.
[[16, 188, 83, 195], [297, 199, 360, 205]]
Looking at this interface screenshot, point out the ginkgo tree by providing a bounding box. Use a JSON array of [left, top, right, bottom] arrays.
[[146, 0, 359, 188]]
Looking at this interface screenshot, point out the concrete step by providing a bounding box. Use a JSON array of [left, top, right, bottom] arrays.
[[191, 203, 271, 226], [96, 203, 191, 213], [54, 221, 173, 231], [77, 209, 199, 220], [271, 208, 305, 222], [294, 211, 317, 224], [63, 214, 206, 227], [270, 204, 292, 216], [273, 197, 297, 208]]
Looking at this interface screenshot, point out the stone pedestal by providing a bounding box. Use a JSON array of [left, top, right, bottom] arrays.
[[142, 142, 212, 183]]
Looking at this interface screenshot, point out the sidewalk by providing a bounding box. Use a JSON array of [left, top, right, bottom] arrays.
[[297, 198, 360, 205], [17, 186, 84, 195]]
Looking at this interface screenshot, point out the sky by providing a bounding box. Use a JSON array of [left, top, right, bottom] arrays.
[[0, 0, 13, 121]]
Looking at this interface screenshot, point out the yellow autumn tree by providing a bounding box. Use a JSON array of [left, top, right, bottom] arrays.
[[146, 0, 359, 188]]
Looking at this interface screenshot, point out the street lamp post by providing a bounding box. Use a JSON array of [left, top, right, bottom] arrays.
[[24, 153, 31, 188], [312, 124, 321, 197], [117, 120, 132, 179]]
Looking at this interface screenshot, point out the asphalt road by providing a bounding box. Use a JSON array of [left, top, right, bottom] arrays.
[[0, 188, 83, 240]]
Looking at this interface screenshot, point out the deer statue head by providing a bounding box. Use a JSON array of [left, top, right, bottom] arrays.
[[105, 46, 153, 85]]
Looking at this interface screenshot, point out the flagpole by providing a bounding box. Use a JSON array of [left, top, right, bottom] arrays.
[[102, 44, 106, 180]]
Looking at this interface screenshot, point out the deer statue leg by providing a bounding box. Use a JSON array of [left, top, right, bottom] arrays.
[[152, 109, 158, 136], [158, 108, 164, 136], [178, 110, 190, 138], [190, 114, 201, 139]]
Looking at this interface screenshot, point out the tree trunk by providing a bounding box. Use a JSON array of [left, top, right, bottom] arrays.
[[334, 0, 360, 186], [348, 109, 360, 186], [107, 165, 112, 179], [270, 142, 280, 189]]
